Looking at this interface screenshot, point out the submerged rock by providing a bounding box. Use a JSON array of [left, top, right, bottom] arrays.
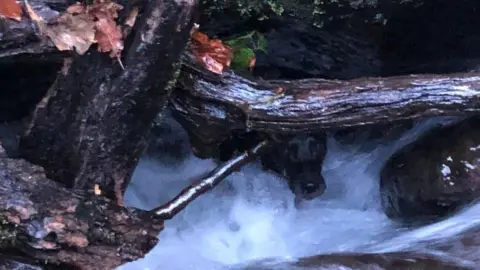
[[380, 117, 480, 221]]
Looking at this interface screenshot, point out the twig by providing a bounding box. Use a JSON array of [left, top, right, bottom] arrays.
[[151, 140, 271, 220]]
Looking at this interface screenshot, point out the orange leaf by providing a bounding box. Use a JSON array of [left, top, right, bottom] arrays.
[[95, 17, 124, 58], [248, 55, 256, 71], [66, 3, 86, 15], [88, 0, 123, 20], [190, 29, 233, 74], [0, 0, 22, 21]]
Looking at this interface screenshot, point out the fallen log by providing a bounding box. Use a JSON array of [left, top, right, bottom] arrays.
[[171, 57, 480, 157]]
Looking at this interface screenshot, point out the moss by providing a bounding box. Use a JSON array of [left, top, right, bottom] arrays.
[[202, 0, 423, 28]]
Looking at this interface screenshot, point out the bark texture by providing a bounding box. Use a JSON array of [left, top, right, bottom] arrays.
[[18, 0, 199, 204], [171, 56, 480, 158], [0, 157, 163, 270], [0, 0, 199, 269]]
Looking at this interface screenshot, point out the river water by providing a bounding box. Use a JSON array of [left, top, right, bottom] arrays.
[[119, 116, 480, 270]]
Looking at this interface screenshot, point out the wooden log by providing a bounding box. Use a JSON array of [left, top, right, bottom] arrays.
[[18, 0, 200, 204], [170, 57, 480, 156], [0, 157, 163, 270]]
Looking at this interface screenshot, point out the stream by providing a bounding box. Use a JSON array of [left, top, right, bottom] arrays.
[[119, 116, 479, 270]]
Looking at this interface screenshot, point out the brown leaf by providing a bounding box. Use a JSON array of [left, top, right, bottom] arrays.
[[26, 2, 96, 54], [66, 2, 86, 15], [88, 0, 123, 20], [0, 0, 23, 21], [190, 28, 233, 74], [95, 17, 124, 58], [249, 55, 256, 71], [46, 13, 96, 54]]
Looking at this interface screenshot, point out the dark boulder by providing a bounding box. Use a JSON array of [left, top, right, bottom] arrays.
[[218, 132, 327, 203], [380, 117, 480, 221]]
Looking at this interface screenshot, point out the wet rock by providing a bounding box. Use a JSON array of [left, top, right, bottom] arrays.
[[380, 117, 480, 221], [431, 226, 480, 266], [238, 252, 473, 270]]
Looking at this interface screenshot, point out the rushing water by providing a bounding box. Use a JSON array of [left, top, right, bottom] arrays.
[[119, 117, 480, 270]]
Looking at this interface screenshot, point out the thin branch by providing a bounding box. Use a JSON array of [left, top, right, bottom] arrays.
[[151, 140, 271, 220]]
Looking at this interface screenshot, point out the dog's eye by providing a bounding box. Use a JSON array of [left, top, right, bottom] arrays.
[[302, 182, 318, 194]]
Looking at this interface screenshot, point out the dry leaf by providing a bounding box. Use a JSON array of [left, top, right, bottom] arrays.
[[66, 2, 86, 14], [88, 0, 123, 20], [190, 28, 233, 74], [0, 0, 23, 21], [26, 2, 96, 55], [95, 17, 123, 58]]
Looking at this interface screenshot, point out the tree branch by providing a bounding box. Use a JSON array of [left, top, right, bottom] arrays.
[[18, 0, 200, 204], [151, 140, 271, 220]]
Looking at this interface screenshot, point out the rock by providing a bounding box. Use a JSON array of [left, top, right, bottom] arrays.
[[238, 252, 473, 269], [380, 117, 480, 221]]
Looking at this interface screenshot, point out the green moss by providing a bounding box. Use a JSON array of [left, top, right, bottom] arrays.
[[202, 0, 422, 28]]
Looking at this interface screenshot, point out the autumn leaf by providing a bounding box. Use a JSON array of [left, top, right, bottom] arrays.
[[88, 0, 123, 20], [95, 18, 124, 58], [0, 0, 22, 21], [190, 28, 233, 74], [27, 0, 125, 67], [66, 3, 86, 14], [26, 2, 96, 55]]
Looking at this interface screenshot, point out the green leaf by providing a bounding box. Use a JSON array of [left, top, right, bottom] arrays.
[[225, 31, 255, 50], [231, 47, 255, 69], [255, 33, 268, 54]]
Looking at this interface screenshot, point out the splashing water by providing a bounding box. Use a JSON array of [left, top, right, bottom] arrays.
[[120, 116, 479, 270]]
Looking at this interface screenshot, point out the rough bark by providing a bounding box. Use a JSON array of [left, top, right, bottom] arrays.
[[0, 0, 198, 268], [170, 56, 480, 157], [0, 157, 163, 270], [18, 0, 199, 204], [3, 2, 479, 158]]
